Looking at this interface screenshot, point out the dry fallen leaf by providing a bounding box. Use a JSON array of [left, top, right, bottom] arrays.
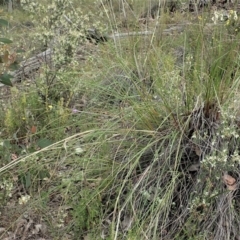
[[11, 153, 18, 161], [31, 125, 37, 134], [226, 184, 237, 191], [194, 145, 202, 157], [121, 214, 133, 232], [223, 172, 237, 191], [188, 163, 200, 172]]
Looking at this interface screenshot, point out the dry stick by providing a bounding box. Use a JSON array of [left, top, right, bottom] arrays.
[[0, 24, 188, 88], [0, 48, 52, 88], [109, 24, 187, 39]]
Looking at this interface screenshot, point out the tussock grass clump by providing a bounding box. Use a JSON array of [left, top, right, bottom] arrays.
[[68, 16, 240, 239]]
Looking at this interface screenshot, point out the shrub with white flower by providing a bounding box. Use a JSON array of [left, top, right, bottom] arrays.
[[20, 0, 104, 106], [212, 9, 239, 34], [212, 10, 238, 24], [20, 0, 102, 68]]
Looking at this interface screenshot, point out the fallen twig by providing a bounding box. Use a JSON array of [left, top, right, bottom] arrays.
[[0, 24, 189, 88]]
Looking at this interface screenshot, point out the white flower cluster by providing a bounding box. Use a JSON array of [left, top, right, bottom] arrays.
[[202, 152, 227, 169], [0, 179, 13, 198], [202, 141, 240, 170], [18, 194, 31, 205], [20, 0, 101, 68], [219, 125, 239, 139], [212, 10, 238, 25], [56, 208, 68, 228], [189, 188, 218, 212]]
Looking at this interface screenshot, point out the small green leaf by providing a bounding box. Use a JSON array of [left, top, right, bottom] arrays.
[[3, 140, 11, 149], [19, 172, 31, 189], [16, 49, 25, 53], [0, 38, 12, 44], [25, 172, 31, 189], [9, 62, 19, 70], [39, 169, 50, 180], [0, 19, 9, 27], [37, 138, 53, 148], [0, 73, 13, 86]]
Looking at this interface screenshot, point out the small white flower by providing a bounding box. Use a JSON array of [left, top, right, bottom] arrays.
[[212, 11, 219, 24], [220, 14, 225, 22], [233, 11, 238, 21], [19, 195, 31, 205], [75, 147, 84, 154]]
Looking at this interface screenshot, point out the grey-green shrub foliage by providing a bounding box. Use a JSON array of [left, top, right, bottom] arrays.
[[20, 0, 101, 67]]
